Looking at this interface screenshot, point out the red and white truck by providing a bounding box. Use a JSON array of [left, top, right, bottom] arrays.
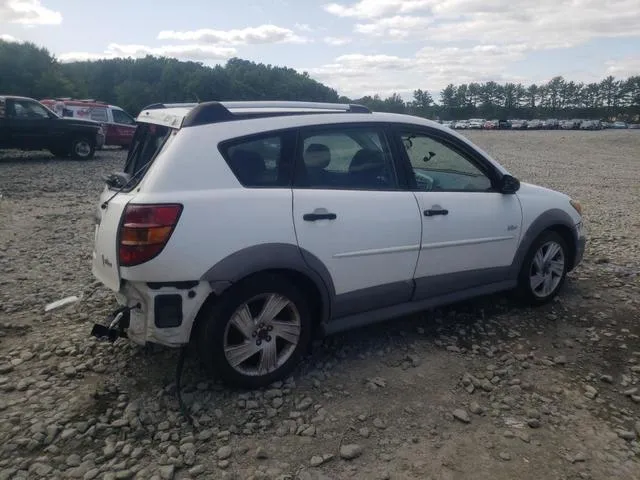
[[40, 98, 137, 148]]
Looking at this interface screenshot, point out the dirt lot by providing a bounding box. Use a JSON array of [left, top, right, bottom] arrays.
[[0, 130, 639, 480]]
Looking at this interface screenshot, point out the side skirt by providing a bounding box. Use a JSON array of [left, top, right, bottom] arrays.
[[321, 279, 516, 336]]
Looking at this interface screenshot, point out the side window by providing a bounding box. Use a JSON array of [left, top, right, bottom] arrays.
[[10, 100, 50, 119], [398, 131, 493, 192], [112, 109, 135, 125], [90, 108, 108, 123], [220, 134, 285, 188], [296, 126, 397, 190], [0, 98, 5, 118]]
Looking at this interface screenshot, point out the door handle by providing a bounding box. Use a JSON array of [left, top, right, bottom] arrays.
[[303, 212, 337, 221], [424, 208, 448, 217]]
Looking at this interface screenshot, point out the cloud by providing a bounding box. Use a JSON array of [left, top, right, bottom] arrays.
[[324, 36, 352, 46], [323, 0, 431, 19], [157, 24, 308, 45], [328, 0, 640, 50], [355, 15, 432, 39], [302, 44, 528, 98], [0, 0, 62, 25], [0, 33, 20, 42], [294, 23, 314, 32], [605, 57, 640, 77], [58, 43, 237, 63]]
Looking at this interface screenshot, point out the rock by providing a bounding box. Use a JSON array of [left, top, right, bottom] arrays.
[[616, 430, 636, 441], [255, 447, 268, 459], [310, 456, 324, 467], [600, 374, 614, 384], [29, 463, 52, 476], [115, 470, 134, 479], [584, 385, 598, 399], [373, 417, 386, 429], [359, 427, 370, 438], [0, 364, 13, 374], [527, 418, 541, 429], [499, 452, 512, 461], [469, 402, 484, 415], [158, 465, 175, 480], [571, 452, 588, 463], [217, 445, 232, 460], [452, 409, 470, 423], [340, 444, 363, 460], [554, 355, 567, 365], [188, 465, 205, 476], [66, 453, 82, 467], [296, 397, 313, 410]]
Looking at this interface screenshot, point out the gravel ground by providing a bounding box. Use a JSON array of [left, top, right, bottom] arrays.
[[0, 130, 639, 480]]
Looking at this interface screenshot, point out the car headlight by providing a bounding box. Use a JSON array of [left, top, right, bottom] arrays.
[[570, 199, 583, 216]]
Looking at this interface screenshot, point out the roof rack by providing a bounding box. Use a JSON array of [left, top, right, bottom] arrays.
[[179, 101, 371, 128]]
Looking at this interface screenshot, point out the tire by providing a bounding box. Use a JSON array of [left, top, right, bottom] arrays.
[[69, 137, 95, 160], [197, 273, 312, 389], [516, 230, 569, 306]]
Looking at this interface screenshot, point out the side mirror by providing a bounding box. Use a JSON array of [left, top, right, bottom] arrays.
[[498, 174, 520, 194]]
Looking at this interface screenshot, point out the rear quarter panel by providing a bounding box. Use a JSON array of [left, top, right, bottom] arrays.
[[119, 126, 297, 282]]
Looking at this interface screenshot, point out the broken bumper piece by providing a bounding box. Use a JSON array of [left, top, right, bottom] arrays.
[[90, 306, 133, 343]]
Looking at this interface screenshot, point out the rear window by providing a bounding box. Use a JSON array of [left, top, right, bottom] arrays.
[[219, 132, 293, 188], [121, 123, 175, 189]]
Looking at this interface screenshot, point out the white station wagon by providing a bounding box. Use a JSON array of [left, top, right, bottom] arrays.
[[91, 101, 586, 388]]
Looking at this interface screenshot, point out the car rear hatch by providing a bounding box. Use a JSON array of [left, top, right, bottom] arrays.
[[91, 120, 178, 291]]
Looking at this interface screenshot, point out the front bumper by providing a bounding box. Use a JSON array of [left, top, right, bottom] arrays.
[[91, 280, 212, 347]]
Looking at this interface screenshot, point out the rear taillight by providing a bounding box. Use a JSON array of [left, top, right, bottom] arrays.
[[118, 204, 182, 267]]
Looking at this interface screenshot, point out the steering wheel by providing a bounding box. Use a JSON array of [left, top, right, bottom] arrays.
[[414, 170, 434, 191]]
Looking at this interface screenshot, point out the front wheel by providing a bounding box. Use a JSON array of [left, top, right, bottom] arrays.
[[69, 137, 95, 160], [197, 274, 312, 389], [516, 231, 568, 305]]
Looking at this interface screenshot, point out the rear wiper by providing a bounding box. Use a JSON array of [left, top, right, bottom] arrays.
[[100, 160, 152, 210], [102, 172, 131, 189]]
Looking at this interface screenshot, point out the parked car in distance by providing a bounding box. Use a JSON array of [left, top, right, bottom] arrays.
[[483, 120, 497, 129], [580, 120, 602, 130], [497, 119, 512, 129], [543, 119, 559, 130], [526, 119, 543, 129], [628, 123, 640, 129], [0, 95, 104, 159], [559, 119, 575, 130], [510, 119, 528, 129], [468, 118, 486, 129], [90, 100, 586, 388], [611, 121, 628, 129], [442, 120, 454, 129], [40, 98, 137, 148], [453, 120, 469, 129]]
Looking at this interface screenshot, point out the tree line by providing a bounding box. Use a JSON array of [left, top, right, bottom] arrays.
[[1, 39, 638, 121]]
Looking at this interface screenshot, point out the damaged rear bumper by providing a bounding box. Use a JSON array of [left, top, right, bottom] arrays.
[[90, 280, 212, 347]]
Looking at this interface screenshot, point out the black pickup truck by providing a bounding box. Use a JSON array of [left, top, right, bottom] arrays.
[[0, 95, 105, 160]]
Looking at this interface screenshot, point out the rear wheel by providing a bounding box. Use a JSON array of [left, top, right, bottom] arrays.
[[516, 231, 568, 305], [197, 274, 312, 388], [69, 137, 95, 160]]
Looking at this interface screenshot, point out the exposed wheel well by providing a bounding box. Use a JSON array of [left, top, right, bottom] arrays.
[[546, 224, 577, 271], [189, 268, 326, 345]]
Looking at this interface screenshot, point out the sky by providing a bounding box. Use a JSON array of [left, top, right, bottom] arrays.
[[1, 0, 639, 100]]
